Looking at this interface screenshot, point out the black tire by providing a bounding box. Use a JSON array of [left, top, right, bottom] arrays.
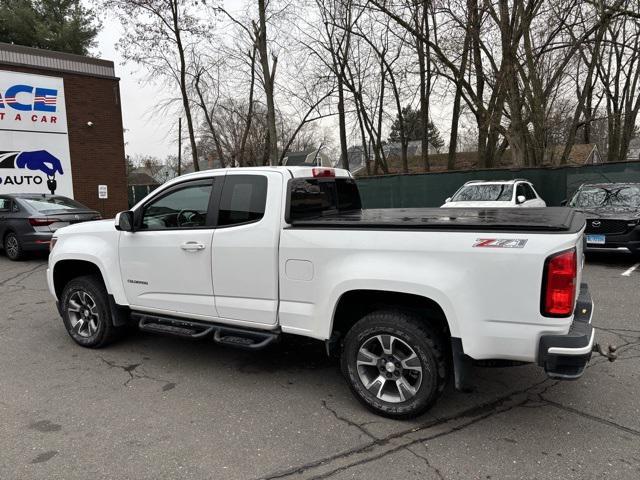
[[4, 232, 24, 261], [341, 310, 448, 419], [60, 275, 124, 348]]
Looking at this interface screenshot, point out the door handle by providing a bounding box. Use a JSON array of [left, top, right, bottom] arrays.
[[180, 241, 206, 251]]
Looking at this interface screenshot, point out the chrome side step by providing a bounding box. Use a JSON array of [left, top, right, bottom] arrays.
[[132, 312, 280, 350]]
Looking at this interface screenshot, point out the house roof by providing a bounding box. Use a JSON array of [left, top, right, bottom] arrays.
[[359, 143, 602, 176], [128, 171, 159, 186], [0, 42, 117, 79]]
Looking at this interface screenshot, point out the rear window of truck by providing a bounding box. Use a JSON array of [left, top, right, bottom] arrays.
[[288, 177, 361, 221]]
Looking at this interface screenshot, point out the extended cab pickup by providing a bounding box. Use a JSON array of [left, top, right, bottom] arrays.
[[48, 167, 596, 418]]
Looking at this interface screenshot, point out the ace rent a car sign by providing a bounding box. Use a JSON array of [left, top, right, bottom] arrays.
[[0, 70, 74, 197]]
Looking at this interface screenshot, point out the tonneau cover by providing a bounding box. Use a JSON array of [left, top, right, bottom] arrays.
[[289, 207, 585, 233]]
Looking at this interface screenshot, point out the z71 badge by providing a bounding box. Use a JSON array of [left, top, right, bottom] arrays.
[[473, 239, 528, 248]]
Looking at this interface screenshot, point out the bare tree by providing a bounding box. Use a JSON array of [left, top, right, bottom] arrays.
[[106, 0, 207, 171]]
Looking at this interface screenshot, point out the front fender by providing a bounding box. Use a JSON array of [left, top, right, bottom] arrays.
[[49, 233, 126, 305]]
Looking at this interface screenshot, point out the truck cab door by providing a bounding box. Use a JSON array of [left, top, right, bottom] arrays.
[[211, 171, 281, 326], [119, 177, 219, 318]]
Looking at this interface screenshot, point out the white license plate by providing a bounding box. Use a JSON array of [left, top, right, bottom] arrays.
[[586, 234, 606, 245]]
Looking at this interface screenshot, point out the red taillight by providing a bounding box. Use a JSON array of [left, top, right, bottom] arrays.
[[29, 217, 61, 226], [312, 167, 335, 178], [542, 248, 577, 317]]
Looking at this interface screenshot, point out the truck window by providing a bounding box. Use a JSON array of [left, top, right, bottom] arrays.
[[141, 180, 213, 230], [523, 184, 537, 200], [452, 184, 513, 202], [288, 178, 361, 221], [218, 175, 268, 226]]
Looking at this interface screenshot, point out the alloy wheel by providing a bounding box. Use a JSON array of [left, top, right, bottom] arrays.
[[5, 235, 19, 259], [356, 334, 423, 403], [67, 290, 101, 338]]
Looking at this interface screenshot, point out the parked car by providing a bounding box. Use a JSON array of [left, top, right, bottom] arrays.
[[441, 179, 546, 208], [0, 194, 101, 261], [47, 167, 601, 419], [567, 183, 640, 255]]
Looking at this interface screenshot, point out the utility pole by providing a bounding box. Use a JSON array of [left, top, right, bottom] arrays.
[[178, 117, 182, 176]]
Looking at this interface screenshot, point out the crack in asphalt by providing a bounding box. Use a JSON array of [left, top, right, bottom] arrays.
[[259, 363, 640, 480], [307, 395, 528, 480], [542, 398, 640, 437], [406, 446, 446, 480], [592, 325, 640, 335], [99, 357, 175, 391], [321, 400, 376, 441], [258, 378, 553, 480], [0, 263, 46, 287], [593, 326, 640, 345]]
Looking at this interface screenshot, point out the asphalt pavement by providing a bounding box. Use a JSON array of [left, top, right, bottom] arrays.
[[0, 252, 638, 480]]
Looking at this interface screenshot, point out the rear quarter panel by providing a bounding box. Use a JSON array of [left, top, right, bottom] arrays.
[[279, 227, 584, 362]]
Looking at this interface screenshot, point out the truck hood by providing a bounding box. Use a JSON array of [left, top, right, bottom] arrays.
[[54, 218, 116, 236], [441, 201, 514, 208], [574, 206, 640, 221]]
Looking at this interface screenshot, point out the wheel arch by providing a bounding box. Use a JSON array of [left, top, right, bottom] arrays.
[[52, 259, 107, 300], [52, 259, 130, 327], [2, 227, 16, 245], [330, 289, 452, 347]]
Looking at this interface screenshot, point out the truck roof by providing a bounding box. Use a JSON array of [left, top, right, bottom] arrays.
[[170, 166, 352, 183], [463, 179, 530, 185]]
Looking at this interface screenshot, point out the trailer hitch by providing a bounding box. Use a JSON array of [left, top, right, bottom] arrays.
[[593, 343, 618, 362]]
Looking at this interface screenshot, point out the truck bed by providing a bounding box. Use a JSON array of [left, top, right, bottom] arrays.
[[289, 207, 585, 233]]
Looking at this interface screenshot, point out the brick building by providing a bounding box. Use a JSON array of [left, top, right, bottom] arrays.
[[0, 43, 127, 217]]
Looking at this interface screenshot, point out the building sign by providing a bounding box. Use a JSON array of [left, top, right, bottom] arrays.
[[0, 71, 73, 197], [98, 184, 108, 199]]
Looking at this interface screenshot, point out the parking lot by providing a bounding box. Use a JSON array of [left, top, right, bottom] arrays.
[[0, 253, 638, 480]]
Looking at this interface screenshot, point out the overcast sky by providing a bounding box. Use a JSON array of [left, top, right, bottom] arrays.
[[95, 16, 177, 160], [94, 3, 456, 162]]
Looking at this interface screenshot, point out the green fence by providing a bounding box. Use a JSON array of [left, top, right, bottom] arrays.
[[357, 160, 640, 208]]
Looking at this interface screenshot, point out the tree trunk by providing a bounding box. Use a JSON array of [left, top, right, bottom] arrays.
[[238, 46, 257, 168], [448, 30, 471, 170], [416, 5, 430, 172], [194, 74, 226, 168], [256, 0, 278, 166], [173, 0, 198, 171], [337, 77, 350, 170]]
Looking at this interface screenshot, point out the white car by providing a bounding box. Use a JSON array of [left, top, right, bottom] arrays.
[[442, 179, 546, 208], [48, 167, 596, 419]]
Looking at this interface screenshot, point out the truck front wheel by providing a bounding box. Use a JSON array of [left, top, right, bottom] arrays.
[[341, 310, 448, 419], [60, 275, 124, 348]]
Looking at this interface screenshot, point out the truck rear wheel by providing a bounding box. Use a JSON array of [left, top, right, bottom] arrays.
[[341, 310, 448, 419], [60, 275, 124, 348]]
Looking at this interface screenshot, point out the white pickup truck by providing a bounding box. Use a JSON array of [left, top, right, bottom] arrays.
[[47, 166, 601, 418]]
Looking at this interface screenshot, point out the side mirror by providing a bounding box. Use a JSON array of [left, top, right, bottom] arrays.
[[516, 195, 526, 205], [115, 211, 135, 232], [560, 199, 567, 206]]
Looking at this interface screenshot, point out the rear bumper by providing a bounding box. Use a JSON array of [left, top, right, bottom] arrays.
[[585, 227, 640, 254], [20, 232, 53, 251], [537, 283, 594, 379]]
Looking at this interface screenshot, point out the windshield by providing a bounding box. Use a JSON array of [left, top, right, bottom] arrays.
[[570, 186, 640, 208], [22, 196, 87, 212], [451, 184, 513, 202]]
